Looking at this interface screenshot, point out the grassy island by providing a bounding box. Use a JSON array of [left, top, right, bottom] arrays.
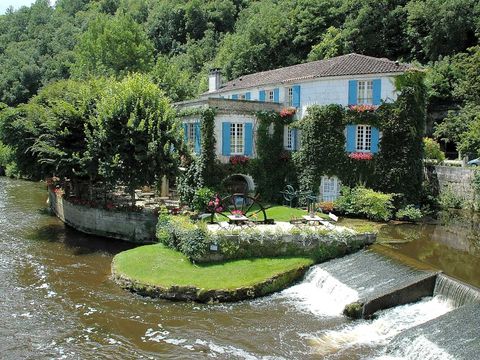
[[112, 244, 313, 302]]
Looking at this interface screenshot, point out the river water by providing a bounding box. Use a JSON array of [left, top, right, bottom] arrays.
[[0, 178, 477, 359]]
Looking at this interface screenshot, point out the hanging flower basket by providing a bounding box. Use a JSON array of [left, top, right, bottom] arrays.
[[349, 152, 373, 161]]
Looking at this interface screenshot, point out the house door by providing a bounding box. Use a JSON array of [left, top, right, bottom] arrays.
[[320, 176, 340, 202]]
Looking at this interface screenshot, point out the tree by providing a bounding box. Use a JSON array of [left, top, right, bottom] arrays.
[[72, 13, 154, 78], [308, 26, 351, 61], [406, 0, 479, 62], [89, 74, 182, 204], [150, 56, 196, 102]]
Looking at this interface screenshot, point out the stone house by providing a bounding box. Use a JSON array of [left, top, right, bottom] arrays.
[[175, 53, 409, 200]]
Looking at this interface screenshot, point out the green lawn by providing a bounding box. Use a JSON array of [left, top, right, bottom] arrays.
[[112, 244, 313, 290], [214, 204, 328, 222]]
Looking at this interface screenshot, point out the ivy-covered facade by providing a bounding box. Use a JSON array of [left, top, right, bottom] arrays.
[[175, 54, 425, 204]]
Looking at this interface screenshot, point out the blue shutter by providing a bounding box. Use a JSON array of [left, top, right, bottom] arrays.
[[232, 94, 238, 100], [371, 127, 380, 153], [273, 88, 279, 103], [372, 79, 382, 105], [348, 80, 358, 106], [245, 92, 251, 100], [245, 123, 253, 156], [346, 125, 356, 152], [222, 122, 231, 156], [194, 122, 201, 154], [292, 85, 301, 108], [259, 90, 266, 102], [183, 123, 188, 143]]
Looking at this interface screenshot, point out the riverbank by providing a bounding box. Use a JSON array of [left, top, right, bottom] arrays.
[[112, 244, 313, 302]]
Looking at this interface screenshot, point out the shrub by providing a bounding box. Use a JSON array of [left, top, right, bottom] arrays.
[[192, 187, 215, 212], [439, 185, 464, 209], [318, 201, 334, 213], [335, 186, 395, 221], [395, 205, 423, 222], [423, 138, 445, 163]]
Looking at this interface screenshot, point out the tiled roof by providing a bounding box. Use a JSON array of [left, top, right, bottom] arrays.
[[209, 53, 410, 94]]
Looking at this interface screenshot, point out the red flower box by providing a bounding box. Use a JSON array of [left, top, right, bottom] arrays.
[[348, 104, 378, 112], [349, 152, 373, 161]]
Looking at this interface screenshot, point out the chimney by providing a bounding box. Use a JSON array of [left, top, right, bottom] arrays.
[[208, 68, 221, 93]]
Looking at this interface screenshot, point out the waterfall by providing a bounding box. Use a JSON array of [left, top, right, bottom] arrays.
[[280, 266, 359, 316], [310, 296, 453, 356], [376, 336, 456, 360], [434, 274, 480, 308]]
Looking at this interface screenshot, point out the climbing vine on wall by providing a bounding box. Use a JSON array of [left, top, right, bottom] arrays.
[[176, 107, 217, 206], [252, 110, 295, 201], [295, 70, 426, 205]]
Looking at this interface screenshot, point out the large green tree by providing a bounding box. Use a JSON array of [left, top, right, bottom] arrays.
[[72, 13, 154, 78], [88, 74, 182, 204]]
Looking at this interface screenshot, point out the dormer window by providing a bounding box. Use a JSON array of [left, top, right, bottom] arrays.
[[357, 80, 373, 104]]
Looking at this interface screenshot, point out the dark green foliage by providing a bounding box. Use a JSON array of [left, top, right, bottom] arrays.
[[199, 108, 217, 187], [294, 105, 348, 192], [376, 71, 426, 204], [253, 111, 296, 201], [177, 158, 203, 207]]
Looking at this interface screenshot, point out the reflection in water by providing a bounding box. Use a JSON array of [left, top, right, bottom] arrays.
[[377, 211, 480, 288]]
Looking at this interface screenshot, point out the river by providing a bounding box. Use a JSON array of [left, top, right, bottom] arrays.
[[0, 178, 478, 359]]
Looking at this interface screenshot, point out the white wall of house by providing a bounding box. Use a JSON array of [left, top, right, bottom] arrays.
[[209, 74, 398, 120]]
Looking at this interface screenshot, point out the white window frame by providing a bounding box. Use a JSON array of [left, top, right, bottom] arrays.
[[286, 87, 293, 107], [230, 123, 244, 155], [286, 126, 293, 150], [356, 124, 372, 152], [357, 80, 373, 104], [321, 176, 341, 202], [266, 89, 275, 103], [186, 123, 195, 148]]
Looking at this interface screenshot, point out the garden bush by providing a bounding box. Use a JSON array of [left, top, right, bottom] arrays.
[[192, 187, 215, 212], [439, 185, 464, 209], [335, 186, 395, 221], [395, 205, 423, 222], [423, 138, 445, 163]]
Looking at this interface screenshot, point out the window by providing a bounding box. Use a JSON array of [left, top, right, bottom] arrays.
[[239, 94, 246, 100], [357, 80, 373, 104], [230, 123, 244, 155], [266, 90, 274, 102], [356, 125, 372, 151], [321, 176, 340, 202], [286, 127, 293, 150], [286, 87, 293, 106]]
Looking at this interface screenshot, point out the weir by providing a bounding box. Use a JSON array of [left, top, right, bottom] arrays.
[[283, 250, 439, 318], [434, 274, 480, 308], [383, 303, 480, 360], [299, 250, 480, 359]]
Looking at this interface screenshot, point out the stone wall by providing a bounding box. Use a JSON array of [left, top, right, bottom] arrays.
[[432, 165, 476, 202], [49, 189, 157, 243]]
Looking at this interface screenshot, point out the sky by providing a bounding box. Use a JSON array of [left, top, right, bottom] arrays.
[[0, 0, 54, 15]]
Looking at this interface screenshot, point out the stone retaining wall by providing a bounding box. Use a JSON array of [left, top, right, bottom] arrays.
[[49, 189, 157, 243], [432, 165, 476, 202]]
